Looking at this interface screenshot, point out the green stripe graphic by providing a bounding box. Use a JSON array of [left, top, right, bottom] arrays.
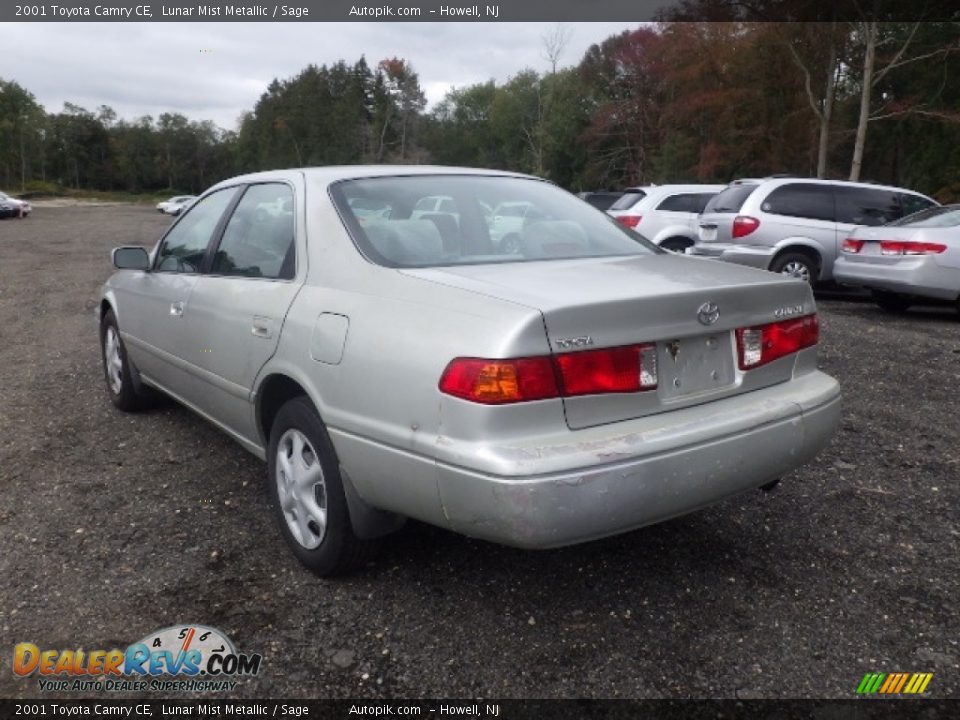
[[857, 673, 886, 694]]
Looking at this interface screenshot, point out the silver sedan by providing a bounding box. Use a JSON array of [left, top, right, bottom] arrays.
[[834, 204, 960, 314], [98, 166, 841, 576]]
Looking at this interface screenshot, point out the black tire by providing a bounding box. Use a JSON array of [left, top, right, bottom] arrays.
[[660, 238, 692, 253], [99, 309, 152, 411], [267, 396, 379, 576], [770, 252, 818, 285], [873, 290, 912, 314], [500, 234, 521, 254]]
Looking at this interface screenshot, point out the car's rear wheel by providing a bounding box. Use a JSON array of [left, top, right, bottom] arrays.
[[660, 238, 692, 253], [267, 397, 378, 576], [100, 310, 152, 411], [770, 252, 817, 285], [873, 290, 912, 314]]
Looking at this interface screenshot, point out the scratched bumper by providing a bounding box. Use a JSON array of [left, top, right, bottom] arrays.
[[436, 371, 840, 548]]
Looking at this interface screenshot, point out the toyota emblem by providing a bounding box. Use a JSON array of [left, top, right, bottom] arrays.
[[697, 301, 719, 326]]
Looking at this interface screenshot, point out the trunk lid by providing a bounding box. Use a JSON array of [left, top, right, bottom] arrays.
[[405, 254, 814, 429]]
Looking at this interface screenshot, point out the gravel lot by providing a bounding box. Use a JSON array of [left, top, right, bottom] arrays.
[[1, 206, 958, 700]]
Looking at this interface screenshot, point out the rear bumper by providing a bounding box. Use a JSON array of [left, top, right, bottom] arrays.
[[834, 256, 959, 301], [687, 242, 775, 270], [436, 371, 841, 548]]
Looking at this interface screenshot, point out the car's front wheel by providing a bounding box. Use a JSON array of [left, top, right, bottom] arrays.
[[100, 309, 152, 411], [873, 290, 912, 314], [267, 397, 378, 576]]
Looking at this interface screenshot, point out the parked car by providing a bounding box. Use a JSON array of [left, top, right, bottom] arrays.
[[577, 190, 624, 211], [0, 191, 32, 217], [608, 184, 725, 252], [689, 178, 938, 284], [156, 195, 197, 216], [834, 204, 960, 314], [488, 200, 552, 253], [99, 166, 840, 576]]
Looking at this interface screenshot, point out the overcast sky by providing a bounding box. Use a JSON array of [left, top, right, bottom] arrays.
[[3, 22, 640, 130]]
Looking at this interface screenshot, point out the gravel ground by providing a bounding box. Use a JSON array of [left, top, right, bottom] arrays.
[[0, 206, 958, 700]]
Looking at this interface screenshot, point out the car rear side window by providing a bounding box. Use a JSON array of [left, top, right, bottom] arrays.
[[155, 187, 238, 273], [834, 186, 899, 226], [211, 183, 296, 280], [761, 183, 835, 222], [609, 190, 646, 211], [703, 185, 757, 214], [655, 194, 696, 212]]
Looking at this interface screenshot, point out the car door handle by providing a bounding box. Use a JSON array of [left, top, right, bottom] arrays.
[[251, 316, 273, 339], [170, 301, 185, 317]]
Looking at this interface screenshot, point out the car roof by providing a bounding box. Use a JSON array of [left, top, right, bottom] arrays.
[[746, 176, 935, 198], [208, 165, 539, 193], [642, 184, 726, 195]]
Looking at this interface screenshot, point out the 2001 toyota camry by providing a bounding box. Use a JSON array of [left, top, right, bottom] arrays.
[[98, 166, 841, 576]]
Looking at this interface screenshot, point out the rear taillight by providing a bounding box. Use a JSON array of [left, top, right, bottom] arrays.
[[440, 344, 657, 404], [555, 344, 657, 396], [732, 215, 760, 239], [879, 240, 946, 256], [616, 215, 642, 229], [736, 314, 819, 370], [438, 357, 559, 404], [842, 238, 865, 253]]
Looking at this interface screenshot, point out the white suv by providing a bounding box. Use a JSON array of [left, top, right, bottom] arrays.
[[608, 185, 724, 252], [689, 178, 937, 284]]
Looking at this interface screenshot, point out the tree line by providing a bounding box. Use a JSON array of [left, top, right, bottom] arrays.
[[1, 20, 958, 200]]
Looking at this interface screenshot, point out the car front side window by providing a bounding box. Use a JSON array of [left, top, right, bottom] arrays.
[[155, 188, 238, 273], [835, 187, 899, 226]]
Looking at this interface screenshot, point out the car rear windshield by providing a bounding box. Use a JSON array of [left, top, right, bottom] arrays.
[[703, 184, 758, 214], [888, 204, 960, 228], [330, 175, 658, 268], [608, 189, 647, 210]]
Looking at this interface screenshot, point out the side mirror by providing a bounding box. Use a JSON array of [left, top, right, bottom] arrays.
[[112, 246, 150, 271]]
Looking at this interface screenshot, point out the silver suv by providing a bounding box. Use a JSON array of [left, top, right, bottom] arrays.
[[608, 184, 724, 252], [689, 178, 938, 283]]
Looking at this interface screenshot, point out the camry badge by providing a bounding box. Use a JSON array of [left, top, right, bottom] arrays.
[[774, 304, 804, 319], [697, 301, 720, 326]]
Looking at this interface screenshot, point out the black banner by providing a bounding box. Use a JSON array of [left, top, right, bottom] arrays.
[[1, 699, 958, 719], [2, 0, 959, 23]]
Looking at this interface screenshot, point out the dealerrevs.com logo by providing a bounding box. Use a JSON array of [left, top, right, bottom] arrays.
[[13, 624, 262, 693]]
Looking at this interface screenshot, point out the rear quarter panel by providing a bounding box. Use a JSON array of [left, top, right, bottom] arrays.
[[256, 193, 560, 525]]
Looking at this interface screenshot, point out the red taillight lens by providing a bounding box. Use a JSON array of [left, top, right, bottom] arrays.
[[438, 357, 559, 404], [732, 215, 760, 238], [879, 240, 947, 256], [555, 344, 657, 396], [440, 344, 658, 404], [842, 238, 865, 253], [616, 215, 642, 229], [736, 314, 819, 369]]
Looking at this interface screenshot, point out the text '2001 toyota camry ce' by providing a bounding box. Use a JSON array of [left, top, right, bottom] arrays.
[[98, 166, 841, 576]]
